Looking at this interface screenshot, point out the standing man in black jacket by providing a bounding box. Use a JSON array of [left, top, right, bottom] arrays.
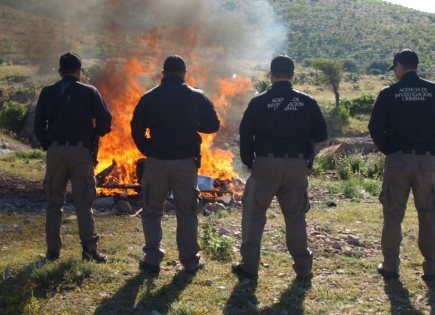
[[233, 55, 327, 280], [34, 52, 112, 262], [131, 55, 220, 275], [369, 49, 435, 281]]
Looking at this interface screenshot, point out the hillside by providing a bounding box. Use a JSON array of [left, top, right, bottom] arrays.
[[0, 4, 97, 66], [0, 0, 434, 78], [271, 0, 434, 76]]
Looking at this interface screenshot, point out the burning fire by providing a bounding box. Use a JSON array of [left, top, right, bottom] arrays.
[[94, 52, 251, 195]]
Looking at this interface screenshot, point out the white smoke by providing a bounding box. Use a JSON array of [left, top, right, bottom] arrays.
[[8, 0, 287, 73]]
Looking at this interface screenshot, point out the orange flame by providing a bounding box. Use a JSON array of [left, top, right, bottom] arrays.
[[94, 31, 252, 195], [199, 75, 251, 180]]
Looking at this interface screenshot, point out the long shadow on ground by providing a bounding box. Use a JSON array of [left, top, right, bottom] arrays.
[[94, 272, 148, 314], [262, 277, 312, 315], [0, 258, 46, 315], [136, 271, 193, 314], [383, 277, 424, 315], [223, 275, 258, 314], [95, 271, 193, 314], [0, 258, 92, 315], [424, 279, 435, 315]]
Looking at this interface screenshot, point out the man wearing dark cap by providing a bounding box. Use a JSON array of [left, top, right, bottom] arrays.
[[34, 52, 112, 262], [131, 55, 220, 275], [233, 55, 327, 280], [369, 49, 435, 281]]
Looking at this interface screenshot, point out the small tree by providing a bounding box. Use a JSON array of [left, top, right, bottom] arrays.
[[313, 59, 343, 107]]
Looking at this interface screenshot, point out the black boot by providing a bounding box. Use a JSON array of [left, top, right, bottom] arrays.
[[139, 258, 160, 276], [82, 248, 107, 263], [45, 250, 60, 261]]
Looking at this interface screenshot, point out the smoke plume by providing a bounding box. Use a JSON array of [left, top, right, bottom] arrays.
[[6, 0, 287, 76]]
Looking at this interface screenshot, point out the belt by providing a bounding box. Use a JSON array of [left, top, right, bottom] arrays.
[[256, 152, 305, 159], [52, 140, 84, 147], [398, 149, 435, 156]]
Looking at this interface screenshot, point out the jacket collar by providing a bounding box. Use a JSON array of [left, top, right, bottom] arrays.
[[400, 71, 418, 82]]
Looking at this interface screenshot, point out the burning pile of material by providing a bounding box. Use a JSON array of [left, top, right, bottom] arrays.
[[93, 57, 250, 202], [79, 0, 286, 203]]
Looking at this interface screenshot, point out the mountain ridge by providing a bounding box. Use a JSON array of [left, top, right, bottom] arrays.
[[0, 0, 433, 76]]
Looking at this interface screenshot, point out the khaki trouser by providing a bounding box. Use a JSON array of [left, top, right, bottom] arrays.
[[380, 152, 435, 275], [141, 156, 200, 269], [44, 143, 99, 253], [240, 157, 312, 275]]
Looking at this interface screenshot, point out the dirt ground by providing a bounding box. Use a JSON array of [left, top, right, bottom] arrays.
[[0, 174, 43, 198]]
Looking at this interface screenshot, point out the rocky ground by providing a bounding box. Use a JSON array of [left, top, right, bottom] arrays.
[[0, 148, 373, 218], [0, 134, 374, 214], [0, 169, 347, 214], [0, 136, 28, 155]]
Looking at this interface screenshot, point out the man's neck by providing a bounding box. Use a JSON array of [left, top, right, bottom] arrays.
[[398, 70, 417, 81]]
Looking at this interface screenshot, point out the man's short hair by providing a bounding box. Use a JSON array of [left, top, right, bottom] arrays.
[[270, 55, 294, 76], [388, 49, 419, 70], [163, 55, 187, 73], [59, 52, 82, 73]]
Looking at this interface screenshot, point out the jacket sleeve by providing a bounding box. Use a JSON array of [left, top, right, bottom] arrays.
[[310, 100, 328, 143], [198, 94, 220, 134], [34, 87, 50, 150], [368, 89, 388, 154], [239, 101, 255, 168], [93, 89, 112, 136], [130, 97, 148, 155]]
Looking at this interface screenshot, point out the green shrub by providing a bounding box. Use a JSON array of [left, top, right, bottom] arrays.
[[324, 106, 350, 135], [362, 153, 384, 178], [311, 163, 322, 176], [324, 183, 341, 194], [253, 79, 270, 93], [361, 178, 382, 197], [0, 150, 46, 163], [366, 60, 390, 73], [312, 154, 337, 175], [342, 179, 365, 200], [338, 105, 350, 121], [0, 101, 27, 134], [14, 150, 46, 160], [317, 223, 335, 233], [336, 163, 351, 180], [340, 94, 376, 116], [336, 157, 351, 180], [200, 222, 234, 261], [346, 153, 364, 174], [342, 59, 359, 73]]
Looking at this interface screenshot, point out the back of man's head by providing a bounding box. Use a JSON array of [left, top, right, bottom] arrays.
[[163, 55, 187, 74], [59, 52, 82, 75], [270, 55, 294, 77], [389, 49, 419, 71]]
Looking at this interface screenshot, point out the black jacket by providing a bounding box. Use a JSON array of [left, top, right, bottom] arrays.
[[369, 72, 435, 154], [34, 75, 112, 150], [239, 81, 327, 168], [130, 74, 220, 159]]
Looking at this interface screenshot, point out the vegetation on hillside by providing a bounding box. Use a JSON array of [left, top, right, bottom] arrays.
[[270, 0, 434, 77], [1, 0, 433, 79]]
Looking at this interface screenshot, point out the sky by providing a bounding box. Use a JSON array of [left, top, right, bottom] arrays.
[[383, 0, 435, 14]]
